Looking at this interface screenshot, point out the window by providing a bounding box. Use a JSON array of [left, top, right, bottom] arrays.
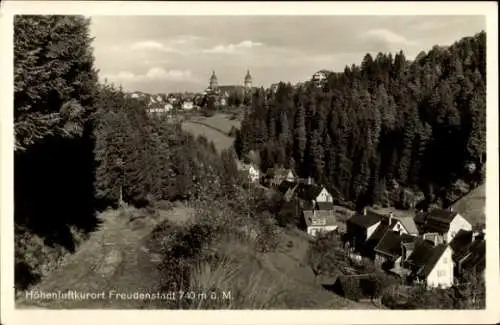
[[437, 270, 446, 277]]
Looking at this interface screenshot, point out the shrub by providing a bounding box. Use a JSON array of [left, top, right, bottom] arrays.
[[186, 254, 287, 309], [335, 276, 364, 301], [14, 226, 73, 291]]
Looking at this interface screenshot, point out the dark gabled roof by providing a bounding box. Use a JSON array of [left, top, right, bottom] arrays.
[[461, 239, 486, 273], [347, 211, 382, 229], [374, 231, 417, 258], [370, 223, 388, 241], [405, 239, 436, 269], [316, 202, 334, 211], [418, 244, 449, 278], [296, 183, 324, 201], [419, 209, 459, 233], [450, 229, 474, 261], [278, 180, 296, 194], [426, 209, 458, 223]]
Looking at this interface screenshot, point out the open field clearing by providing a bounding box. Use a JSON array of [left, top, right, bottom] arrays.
[[190, 113, 241, 135], [181, 121, 235, 153]]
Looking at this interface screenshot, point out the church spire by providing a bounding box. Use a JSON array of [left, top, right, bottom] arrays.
[[209, 70, 218, 90], [244, 69, 252, 89]]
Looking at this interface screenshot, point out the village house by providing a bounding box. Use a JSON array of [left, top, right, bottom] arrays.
[[303, 209, 338, 238], [296, 183, 333, 205], [301, 200, 338, 237], [238, 163, 261, 183], [345, 209, 419, 259], [264, 166, 297, 188], [182, 100, 194, 110], [416, 208, 472, 244], [373, 230, 418, 272], [403, 241, 454, 289], [345, 210, 382, 256]]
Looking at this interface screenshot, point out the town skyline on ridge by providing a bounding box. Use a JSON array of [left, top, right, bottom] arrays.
[[90, 15, 485, 93]]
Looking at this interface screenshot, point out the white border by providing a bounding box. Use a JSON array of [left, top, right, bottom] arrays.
[[1, 2, 498, 325]]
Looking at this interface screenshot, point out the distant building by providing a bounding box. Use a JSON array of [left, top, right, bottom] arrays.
[[203, 70, 256, 108], [182, 100, 194, 110], [244, 70, 252, 92], [239, 163, 261, 183], [311, 70, 331, 88], [209, 70, 218, 90], [295, 183, 333, 205]]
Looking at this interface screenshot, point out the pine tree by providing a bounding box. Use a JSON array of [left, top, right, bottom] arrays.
[[294, 103, 307, 167], [14, 15, 98, 151]]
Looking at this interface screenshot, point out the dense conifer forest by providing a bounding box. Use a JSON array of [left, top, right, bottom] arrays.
[[236, 31, 486, 213]]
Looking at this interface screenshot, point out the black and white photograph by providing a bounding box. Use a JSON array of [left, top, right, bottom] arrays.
[[1, 1, 498, 324]]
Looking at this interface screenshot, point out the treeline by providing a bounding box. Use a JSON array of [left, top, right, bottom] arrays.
[[236, 31, 486, 211], [94, 84, 240, 208]]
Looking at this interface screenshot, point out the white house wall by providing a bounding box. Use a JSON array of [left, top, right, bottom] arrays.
[[391, 220, 409, 235], [426, 246, 454, 289], [307, 225, 338, 238], [366, 221, 382, 240], [316, 188, 333, 203], [446, 214, 472, 243]]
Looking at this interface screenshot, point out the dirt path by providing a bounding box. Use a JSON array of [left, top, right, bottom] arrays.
[[16, 206, 194, 309]]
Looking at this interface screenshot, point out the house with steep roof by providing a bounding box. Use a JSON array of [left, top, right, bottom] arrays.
[[301, 199, 338, 238], [345, 208, 419, 257], [373, 230, 418, 272], [296, 183, 333, 204], [303, 209, 338, 238], [239, 163, 261, 183], [404, 241, 454, 288], [417, 208, 472, 244], [345, 210, 383, 254]]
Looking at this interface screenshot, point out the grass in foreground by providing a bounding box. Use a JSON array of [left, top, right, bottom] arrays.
[[16, 204, 194, 309]]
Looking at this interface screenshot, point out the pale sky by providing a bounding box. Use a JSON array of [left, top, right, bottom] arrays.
[[90, 15, 485, 94]]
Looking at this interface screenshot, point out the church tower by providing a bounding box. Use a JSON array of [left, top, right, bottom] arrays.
[[244, 70, 252, 90], [209, 70, 218, 90]]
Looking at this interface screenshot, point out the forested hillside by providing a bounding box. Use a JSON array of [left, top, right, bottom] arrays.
[[236, 31, 486, 211], [14, 15, 240, 290]]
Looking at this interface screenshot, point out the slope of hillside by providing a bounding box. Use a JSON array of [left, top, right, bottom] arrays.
[[181, 121, 234, 153], [16, 205, 194, 309], [190, 113, 241, 135], [451, 184, 486, 228]]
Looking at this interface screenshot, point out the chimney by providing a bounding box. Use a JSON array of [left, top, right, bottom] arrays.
[[363, 207, 367, 216], [389, 212, 394, 225]]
